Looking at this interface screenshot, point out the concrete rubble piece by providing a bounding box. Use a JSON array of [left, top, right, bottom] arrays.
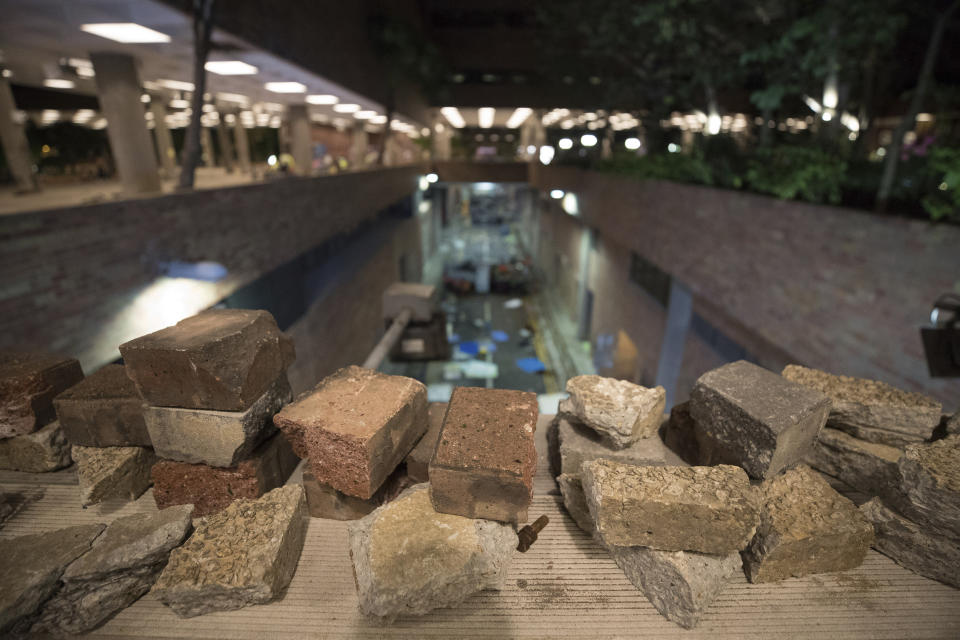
[[805, 427, 902, 502], [405, 402, 447, 483], [152, 485, 307, 617], [743, 465, 874, 583], [274, 365, 427, 499], [560, 375, 665, 448], [73, 445, 156, 506], [53, 363, 150, 447], [557, 473, 596, 537], [690, 360, 830, 479], [550, 414, 682, 478], [782, 364, 941, 447], [895, 434, 960, 537], [119, 309, 295, 412], [581, 459, 759, 553], [429, 387, 538, 524], [0, 351, 83, 438], [0, 420, 72, 472], [348, 484, 517, 621]]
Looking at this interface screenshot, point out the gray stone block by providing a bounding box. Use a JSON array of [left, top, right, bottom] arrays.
[[73, 445, 156, 506], [0, 420, 72, 472], [554, 415, 681, 478], [562, 375, 665, 448], [805, 427, 902, 502]]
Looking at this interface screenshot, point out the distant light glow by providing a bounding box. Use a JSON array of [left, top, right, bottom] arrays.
[[707, 112, 721, 135], [550, 189, 564, 199], [140, 94, 150, 103], [354, 110, 377, 120], [205, 61, 258, 75], [169, 98, 190, 109], [539, 145, 555, 165], [562, 192, 579, 216], [370, 115, 387, 124], [821, 111, 833, 122], [267, 154, 277, 166], [80, 23, 171, 43], [158, 79, 195, 91], [441, 107, 465, 128], [478, 107, 495, 129], [668, 143, 679, 153], [840, 112, 859, 132], [43, 78, 75, 89], [217, 92, 248, 104], [474, 182, 496, 193], [580, 134, 597, 147], [876, 147, 886, 157], [265, 81, 306, 93], [558, 137, 573, 150], [505, 107, 532, 128], [419, 176, 429, 191], [625, 137, 641, 150], [426, 173, 439, 183], [333, 103, 360, 113], [803, 95, 822, 114], [418, 201, 431, 214], [526, 145, 536, 155], [306, 94, 338, 105]]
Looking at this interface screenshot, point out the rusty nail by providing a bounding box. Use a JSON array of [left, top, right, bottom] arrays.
[[516, 514, 549, 552]]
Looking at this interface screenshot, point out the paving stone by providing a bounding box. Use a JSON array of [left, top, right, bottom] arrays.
[[0, 351, 83, 438], [429, 387, 538, 524], [0, 488, 44, 529], [31, 505, 193, 634], [119, 309, 295, 412], [303, 466, 413, 520], [894, 434, 960, 538], [0, 420, 72, 472], [805, 427, 902, 502], [274, 365, 426, 499], [151, 430, 299, 516], [146, 374, 291, 467], [581, 459, 759, 553], [405, 402, 447, 483], [152, 485, 307, 618], [73, 445, 156, 507], [557, 473, 596, 537], [860, 497, 960, 588], [554, 414, 682, 478], [53, 364, 150, 447], [743, 465, 874, 583], [348, 484, 517, 621], [608, 545, 743, 629], [782, 365, 941, 448], [560, 375, 665, 448], [690, 360, 830, 479], [0, 523, 105, 634], [382, 282, 436, 322]]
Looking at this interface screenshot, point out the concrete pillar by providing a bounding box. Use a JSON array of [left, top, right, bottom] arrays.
[[232, 112, 251, 174], [287, 104, 312, 176], [89, 52, 160, 194], [149, 96, 177, 178], [349, 124, 368, 168], [200, 126, 215, 167], [0, 77, 38, 192], [216, 115, 236, 173]]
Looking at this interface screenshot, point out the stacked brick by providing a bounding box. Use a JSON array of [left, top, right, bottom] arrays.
[[120, 309, 299, 516]]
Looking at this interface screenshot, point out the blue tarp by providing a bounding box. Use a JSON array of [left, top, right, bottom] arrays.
[[515, 357, 546, 374], [491, 330, 509, 343], [459, 341, 479, 356]]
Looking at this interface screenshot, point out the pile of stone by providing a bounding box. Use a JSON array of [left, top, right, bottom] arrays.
[[120, 309, 299, 516], [0, 351, 81, 473]]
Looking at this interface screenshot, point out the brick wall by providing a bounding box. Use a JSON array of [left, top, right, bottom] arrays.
[[0, 165, 425, 371]]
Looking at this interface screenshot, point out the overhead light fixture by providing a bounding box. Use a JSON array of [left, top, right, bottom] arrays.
[[440, 107, 465, 128], [354, 110, 377, 120], [265, 81, 306, 93], [333, 103, 360, 113], [158, 79, 195, 91], [205, 61, 258, 75], [370, 115, 387, 124], [580, 133, 598, 147], [562, 192, 579, 216], [506, 107, 532, 128], [217, 92, 248, 104], [169, 98, 190, 109], [80, 23, 171, 43], [306, 94, 338, 105], [625, 137, 641, 150], [550, 189, 564, 199], [43, 78, 75, 89], [539, 145, 555, 165], [478, 107, 495, 129], [427, 173, 439, 183], [558, 137, 573, 150]]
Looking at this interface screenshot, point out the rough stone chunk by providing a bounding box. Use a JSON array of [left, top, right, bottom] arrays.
[[690, 360, 830, 479], [303, 466, 413, 520], [805, 427, 902, 502], [152, 485, 307, 617], [73, 445, 156, 506], [119, 309, 295, 411], [608, 545, 742, 629], [405, 402, 447, 483], [581, 459, 758, 553], [53, 364, 150, 447], [0, 351, 83, 438], [429, 387, 538, 524], [382, 282, 436, 322], [946, 411, 959, 436], [782, 365, 941, 447], [895, 435, 960, 538], [0, 523, 105, 634], [274, 366, 426, 499], [348, 484, 517, 621], [152, 430, 299, 516], [860, 498, 960, 588], [31, 505, 193, 634], [561, 375, 665, 448], [743, 465, 874, 583], [557, 473, 596, 537], [0, 420, 72, 472], [554, 415, 681, 478], [0, 488, 44, 529], [146, 374, 291, 467]]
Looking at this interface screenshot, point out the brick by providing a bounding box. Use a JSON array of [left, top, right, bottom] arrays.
[[145, 374, 291, 467], [274, 366, 426, 499], [152, 485, 307, 617], [119, 309, 295, 411], [782, 365, 941, 447], [743, 465, 874, 583], [151, 430, 300, 516], [302, 466, 413, 520], [894, 434, 960, 538], [53, 364, 150, 447], [0, 420, 72, 472], [560, 375, 665, 448], [690, 360, 830, 479], [404, 401, 446, 483], [581, 459, 759, 553], [0, 351, 83, 438], [804, 427, 901, 502], [429, 387, 538, 524], [73, 445, 156, 507], [382, 282, 436, 322], [553, 414, 682, 478]]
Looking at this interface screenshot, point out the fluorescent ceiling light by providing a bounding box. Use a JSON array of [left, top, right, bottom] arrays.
[[440, 107, 465, 128], [558, 137, 573, 150], [43, 78, 75, 89], [354, 110, 377, 120], [81, 23, 171, 43], [478, 107, 495, 129], [158, 79, 195, 91], [217, 92, 248, 104], [333, 103, 360, 113], [306, 94, 338, 105], [265, 81, 306, 93], [370, 115, 387, 124], [169, 98, 190, 109], [581, 133, 598, 147], [625, 137, 641, 150], [505, 107, 532, 128], [205, 61, 258, 75], [550, 189, 564, 199]]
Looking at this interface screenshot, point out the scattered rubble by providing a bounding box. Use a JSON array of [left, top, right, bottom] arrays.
[[560, 375, 664, 448], [894, 434, 960, 537], [53, 364, 150, 447], [805, 427, 901, 501], [0, 420, 72, 472], [73, 445, 156, 506], [404, 402, 447, 483], [0, 351, 83, 438]]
